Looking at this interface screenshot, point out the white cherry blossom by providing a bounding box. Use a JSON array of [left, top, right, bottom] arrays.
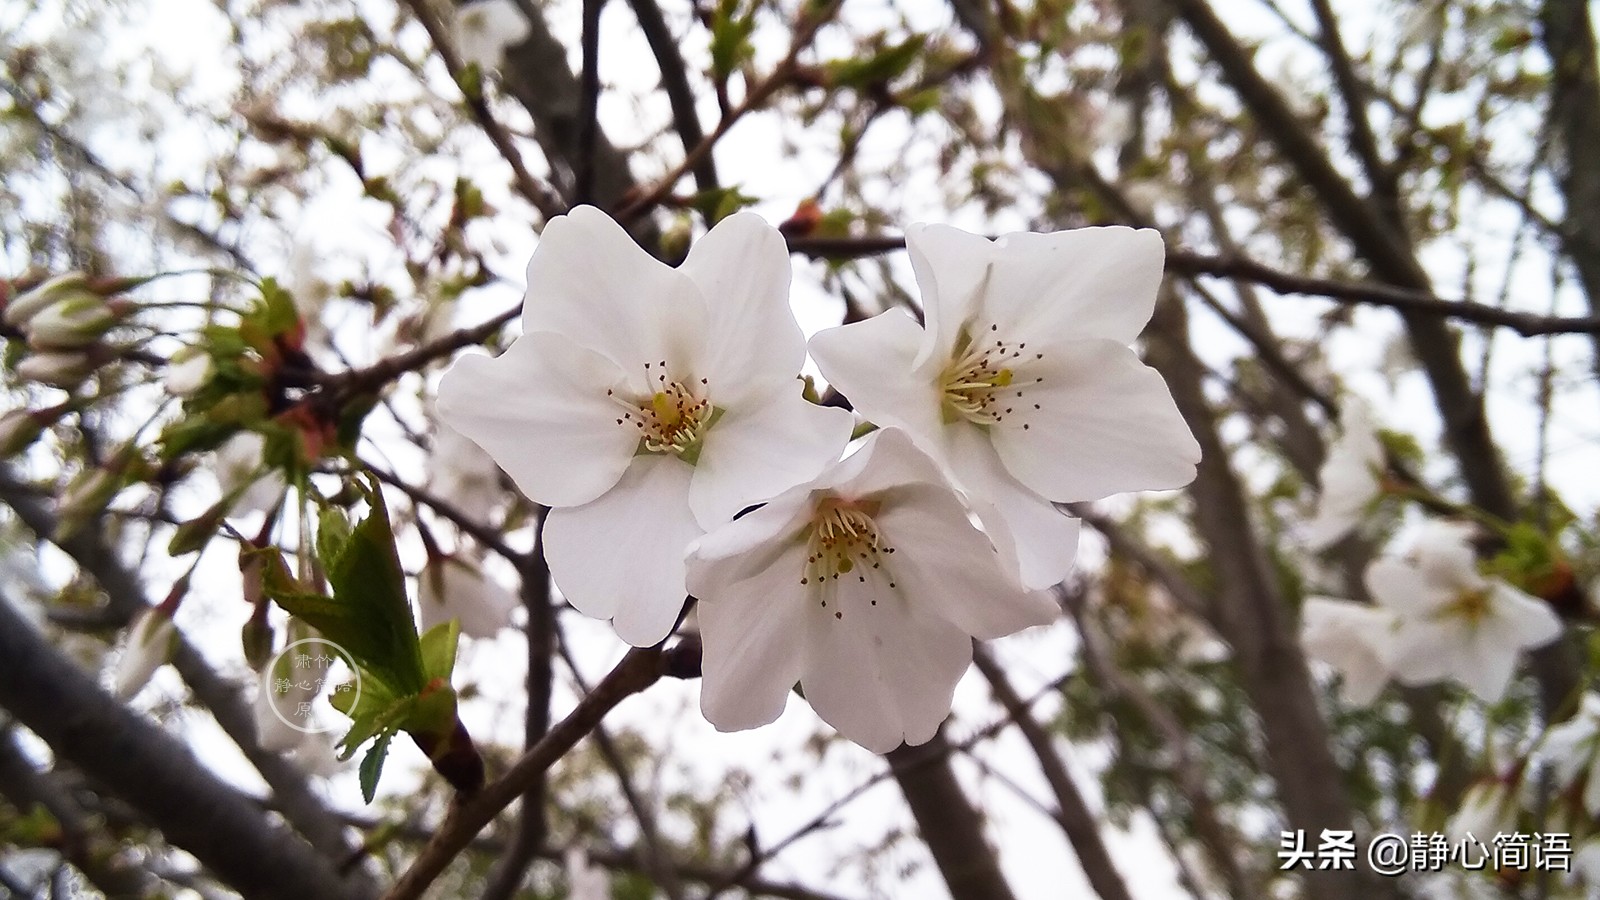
[[428, 423, 507, 520], [1299, 597, 1397, 705], [215, 431, 287, 516], [687, 429, 1058, 753], [809, 223, 1199, 590], [110, 607, 177, 700], [1539, 693, 1600, 815], [417, 555, 519, 639], [452, 0, 531, 73], [1303, 400, 1385, 550], [438, 207, 853, 646], [164, 348, 211, 398], [1369, 521, 1562, 702]]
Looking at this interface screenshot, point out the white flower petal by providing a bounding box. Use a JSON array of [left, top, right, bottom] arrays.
[[694, 539, 811, 732], [799, 580, 973, 753], [436, 334, 638, 508], [429, 424, 507, 516], [1339, 662, 1390, 706], [689, 386, 853, 527], [1385, 618, 1461, 685], [111, 611, 176, 700], [1542, 721, 1598, 788], [543, 455, 700, 646], [904, 223, 1000, 368], [808, 309, 944, 441], [1300, 597, 1396, 704], [876, 483, 1058, 639], [989, 339, 1199, 502], [520, 207, 708, 386], [982, 227, 1166, 346], [686, 492, 814, 576], [1455, 636, 1519, 702], [905, 224, 1166, 369], [1364, 557, 1450, 617], [1585, 763, 1600, 817], [1485, 581, 1562, 649], [946, 424, 1081, 590], [419, 558, 519, 639], [1412, 520, 1484, 593], [563, 847, 612, 900], [1304, 403, 1384, 549], [453, 0, 530, 71], [679, 212, 805, 406], [215, 432, 286, 517], [165, 352, 211, 398]]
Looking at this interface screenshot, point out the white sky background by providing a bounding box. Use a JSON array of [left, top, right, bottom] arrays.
[[4, 0, 1598, 897]]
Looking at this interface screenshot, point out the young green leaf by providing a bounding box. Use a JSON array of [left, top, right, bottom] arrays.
[[359, 732, 393, 803]]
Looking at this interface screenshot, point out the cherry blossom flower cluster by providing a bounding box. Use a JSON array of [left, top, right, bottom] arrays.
[[1301, 520, 1561, 705], [436, 206, 1201, 751]]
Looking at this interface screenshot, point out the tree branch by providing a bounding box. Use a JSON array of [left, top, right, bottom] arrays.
[[625, 0, 719, 193], [0, 466, 377, 896], [0, 723, 159, 897], [479, 540, 556, 900], [886, 729, 1018, 900], [384, 644, 680, 899], [0, 592, 349, 900], [970, 648, 1134, 900]]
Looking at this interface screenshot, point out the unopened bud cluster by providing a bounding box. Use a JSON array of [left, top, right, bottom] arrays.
[[4, 272, 133, 389]]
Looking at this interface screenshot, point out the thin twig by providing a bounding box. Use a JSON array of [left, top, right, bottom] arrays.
[[784, 233, 1600, 336], [616, 1, 842, 221]]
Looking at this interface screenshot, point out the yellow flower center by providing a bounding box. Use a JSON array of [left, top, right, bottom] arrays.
[[939, 324, 1044, 428], [800, 498, 897, 619], [609, 362, 719, 461], [1438, 588, 1492, 626]]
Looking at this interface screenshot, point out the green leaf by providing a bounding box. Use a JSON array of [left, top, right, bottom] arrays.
[[709, 0, 755, 84], [419, 620, 460, 684], [257, 277, 301, 336], [158, 417, 238, 461], [336, 691, 413, 760], [316, 486, 426, 693], [825, 35, 926, 89], [359, 732, 393, 803]]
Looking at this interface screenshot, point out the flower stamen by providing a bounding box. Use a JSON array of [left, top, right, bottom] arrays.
[[1436, 588, 1492, 626], [610, 363, 717, 460], [940, 324, 1042, 426], [800, 498, 896, 618]]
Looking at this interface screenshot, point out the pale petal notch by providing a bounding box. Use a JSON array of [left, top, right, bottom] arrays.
[[521, 206, 708, 383], [681, 212, 806, 406], [877, 483, 1058, 639], [984, 227, 1165, 347], [436, 334, 637, 508], [542, 455, 701, 647], [809, 309, 944, 444]]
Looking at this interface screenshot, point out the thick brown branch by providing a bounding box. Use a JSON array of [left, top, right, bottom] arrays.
[[383, 645, 672, 899], [886, 729, 1018, 900], [0, 592, 349, 900]]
